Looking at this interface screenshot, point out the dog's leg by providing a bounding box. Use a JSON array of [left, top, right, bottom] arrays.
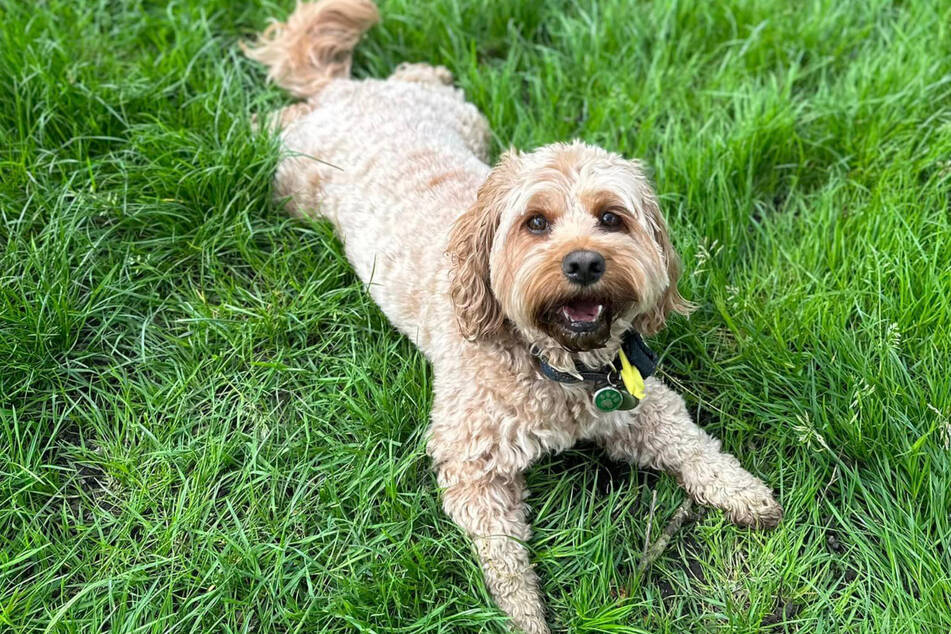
[[437, 466, 550, 634], [387, 62, 491, 162], [592, 377, 782, 528]]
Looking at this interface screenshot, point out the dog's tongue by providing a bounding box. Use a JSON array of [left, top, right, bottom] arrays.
[[561, 300, 603, 323]]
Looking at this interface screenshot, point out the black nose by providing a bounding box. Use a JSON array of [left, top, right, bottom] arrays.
[[562, 250, 605, 286]]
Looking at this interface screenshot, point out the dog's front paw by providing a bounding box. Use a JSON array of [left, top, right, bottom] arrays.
[[724, 484, 783, 529]]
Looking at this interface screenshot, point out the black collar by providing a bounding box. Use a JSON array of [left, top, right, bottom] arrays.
[[535, 330, 657, 386]]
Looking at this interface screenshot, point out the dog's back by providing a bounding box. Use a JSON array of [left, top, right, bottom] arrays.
[[245, 0, 492, 352]]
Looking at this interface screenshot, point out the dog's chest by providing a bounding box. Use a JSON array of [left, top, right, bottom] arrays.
[[512, 377, 604, 451]]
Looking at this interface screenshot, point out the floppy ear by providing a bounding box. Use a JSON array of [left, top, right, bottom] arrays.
[[446, 150, 521, 340], [632, 184, 694, 336]]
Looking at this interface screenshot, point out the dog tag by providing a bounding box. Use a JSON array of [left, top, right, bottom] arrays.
[[616, 390, 638, 410], [593, 386, 624, 412], [593, 386, 639, 412]]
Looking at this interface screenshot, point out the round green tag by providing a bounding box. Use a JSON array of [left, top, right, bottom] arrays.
[[593, 386, 623, 412]]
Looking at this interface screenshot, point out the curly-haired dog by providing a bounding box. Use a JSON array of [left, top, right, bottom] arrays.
[[244, 1, 782, 631]]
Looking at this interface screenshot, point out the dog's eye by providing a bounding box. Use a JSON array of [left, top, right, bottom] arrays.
[[599, 211, 623, 229], [526, 214, 550, 233]]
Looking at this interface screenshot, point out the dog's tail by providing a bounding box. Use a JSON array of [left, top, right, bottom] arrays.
[[242, 0, 379, 99]]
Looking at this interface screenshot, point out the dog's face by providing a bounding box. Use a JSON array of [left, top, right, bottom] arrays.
[[448, 142, 689, 357]]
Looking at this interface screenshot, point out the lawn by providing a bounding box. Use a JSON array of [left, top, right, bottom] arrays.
[[2, 0, 950, 631]]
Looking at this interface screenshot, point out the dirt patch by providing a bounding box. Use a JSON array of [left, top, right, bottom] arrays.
[[763, 596, 802, 629]]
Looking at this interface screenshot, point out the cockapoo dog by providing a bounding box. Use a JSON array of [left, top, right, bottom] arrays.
[[244, 1, 782, 631]]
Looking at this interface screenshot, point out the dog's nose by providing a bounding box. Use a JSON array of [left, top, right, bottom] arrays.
[[562, 250, 605, 286]]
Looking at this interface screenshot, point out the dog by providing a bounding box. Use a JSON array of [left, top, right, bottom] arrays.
[[244, 2, 782, 631]]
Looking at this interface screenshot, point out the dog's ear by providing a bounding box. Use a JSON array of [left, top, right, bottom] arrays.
[[631, 169, 694, 336], [446, 150, 522, 340]]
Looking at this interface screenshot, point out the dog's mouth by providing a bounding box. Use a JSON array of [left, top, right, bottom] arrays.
[[559, 299, 606, 331], [538, 297, 614, 351]]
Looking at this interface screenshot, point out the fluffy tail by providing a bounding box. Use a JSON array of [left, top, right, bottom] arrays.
[[242, 0, 379, 99]]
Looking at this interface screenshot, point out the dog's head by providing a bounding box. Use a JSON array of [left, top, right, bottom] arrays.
[[447, 141, 690, 360]]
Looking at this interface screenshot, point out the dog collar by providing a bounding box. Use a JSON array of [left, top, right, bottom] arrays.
[[535, 331, 658, 412]]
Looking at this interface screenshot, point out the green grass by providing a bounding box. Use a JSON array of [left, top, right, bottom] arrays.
[[2, 0, 950, 631]]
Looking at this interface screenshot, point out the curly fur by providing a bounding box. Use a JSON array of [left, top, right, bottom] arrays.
[[245, 2, 781, 632]]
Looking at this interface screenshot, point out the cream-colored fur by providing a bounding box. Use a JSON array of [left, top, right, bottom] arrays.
[[244, 2, 782, 632]]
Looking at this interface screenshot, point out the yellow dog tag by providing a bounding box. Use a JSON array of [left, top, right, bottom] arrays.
[[618, 348, 646, 400]]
